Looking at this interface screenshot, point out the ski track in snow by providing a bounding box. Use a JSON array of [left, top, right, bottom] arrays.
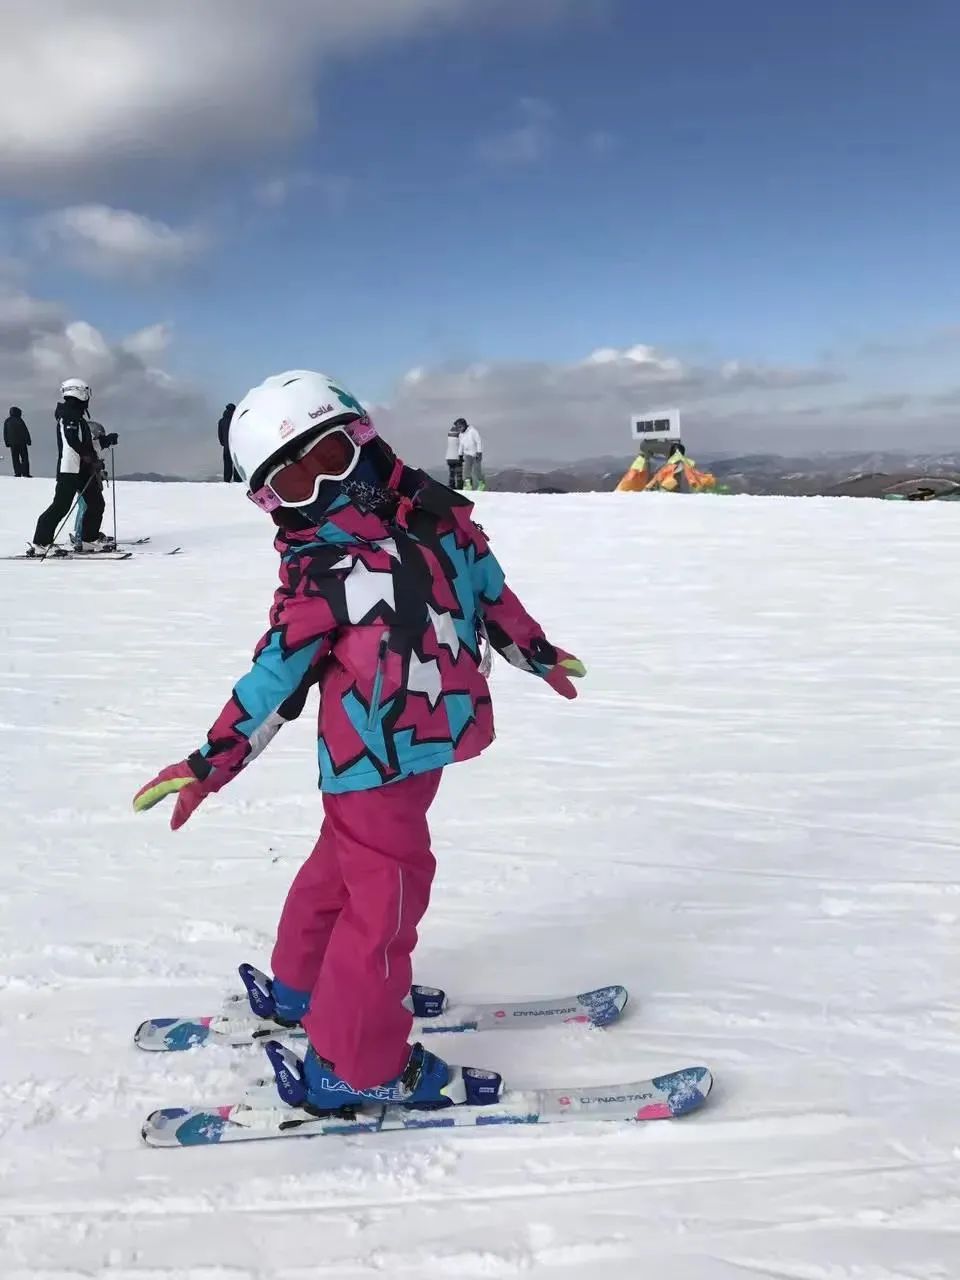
[[1, 478, 958, 1279]]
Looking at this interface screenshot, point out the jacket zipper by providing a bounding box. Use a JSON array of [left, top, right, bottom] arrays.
[[367, 629, 390, 730]]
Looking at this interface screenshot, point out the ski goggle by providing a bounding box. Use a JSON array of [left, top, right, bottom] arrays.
[[247, 422, 370, 513]]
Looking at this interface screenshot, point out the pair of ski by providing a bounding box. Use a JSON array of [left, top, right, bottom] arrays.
[[6, 546, 133, 562], [138, 975, 713, 1147], [4, 538, 181, 562]]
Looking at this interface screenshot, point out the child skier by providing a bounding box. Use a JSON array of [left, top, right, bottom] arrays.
[[134, 371, 586, 1111], [70, 419, 118, 549], [445, 419, 464, 488], [133, 371, 585, 1112]]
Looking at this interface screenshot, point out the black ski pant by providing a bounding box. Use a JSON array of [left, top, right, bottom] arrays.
[[223, 445, 240, 482], [447, 459, 463, 489], [10, 445, 29, 477], [81, 476, 106, 540], [33, 472, 104, 546]]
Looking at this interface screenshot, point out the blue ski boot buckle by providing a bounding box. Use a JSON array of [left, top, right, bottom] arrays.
[[264, 1040, 309, 1108], [239, 963, 307, 1028]]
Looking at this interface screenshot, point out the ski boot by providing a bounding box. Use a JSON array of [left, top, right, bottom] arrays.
[[26, 542, 68, 558], [265, 1039, 503, 1115], [77, 534, 117, 553], [239, 962, 310, 1028]]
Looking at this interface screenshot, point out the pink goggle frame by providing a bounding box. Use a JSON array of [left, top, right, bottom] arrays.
[[247, 417, 378, 513]]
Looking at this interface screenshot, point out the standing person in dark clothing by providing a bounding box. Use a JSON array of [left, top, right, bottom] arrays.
[[445, 419, 464, 488], [3, 407, 31, 476], [29, 378, 117, 557], [219, 403, 239, 481]]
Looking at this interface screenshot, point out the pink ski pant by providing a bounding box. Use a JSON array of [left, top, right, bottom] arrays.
[[270, 769, 442, 1090]]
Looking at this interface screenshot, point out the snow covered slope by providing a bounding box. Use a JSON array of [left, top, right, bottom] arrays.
[[1, 478, 957, 1278]]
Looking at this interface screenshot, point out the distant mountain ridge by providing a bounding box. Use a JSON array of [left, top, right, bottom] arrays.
[[118, 450, 960, 497], [482, 450, 960, 496]]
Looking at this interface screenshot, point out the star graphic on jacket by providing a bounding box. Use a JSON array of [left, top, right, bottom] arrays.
[[427, 604, 461, 659], [407, 651, 442, 708], [344, 560, 395, 624]]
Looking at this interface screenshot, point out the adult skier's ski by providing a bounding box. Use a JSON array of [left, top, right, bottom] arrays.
[[110, 538, 184, 555], [142, 1061, 712, 1147], [2, 548, 133, 561], [3, 536, 182, 561], [70, 535, 151, 548], [134, 981, 629, 1052]]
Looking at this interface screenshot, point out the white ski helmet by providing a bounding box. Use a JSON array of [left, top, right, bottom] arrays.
[[60, 377, 91, 403], [229, 370, 375, 491]]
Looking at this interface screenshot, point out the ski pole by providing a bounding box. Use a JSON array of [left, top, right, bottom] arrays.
[[110, 447, 118, 545]]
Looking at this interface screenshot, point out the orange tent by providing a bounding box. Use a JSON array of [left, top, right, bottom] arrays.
[[614, 453, 650, 492], [617, 448, 716, 493]]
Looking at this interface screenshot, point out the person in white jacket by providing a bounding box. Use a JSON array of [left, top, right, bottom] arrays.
[[445, 421, 463, 489], [457, 417, 484, 491]]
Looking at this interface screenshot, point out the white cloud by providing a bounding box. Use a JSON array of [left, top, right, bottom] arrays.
[[255, 178, 297, 210], [32, 205, 207, 278], [478, 99, 614, 170], [0, 291, 66, 346], [0, 255, 28, 285], [3, 280, 934, 478], [0, 284, 215, 476], [0, 0, 477, 190], [478, 97, 555, 166], [373, 344, 849, 467], [254, 171, 353, 212], [718, 359, 841, 390], [121, 323, 172, 360], [63, 320, 112, 362], [583, 344, 685, 377]]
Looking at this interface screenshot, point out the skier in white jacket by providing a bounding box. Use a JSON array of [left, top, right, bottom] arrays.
[[457, 418, 484, 491]]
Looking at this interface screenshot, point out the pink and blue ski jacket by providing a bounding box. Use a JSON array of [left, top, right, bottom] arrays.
[[194, 470, 561, 794]]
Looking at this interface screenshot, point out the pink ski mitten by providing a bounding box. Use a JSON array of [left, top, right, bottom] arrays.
[[133, 755, 224, 830], [529, 639, 586, 700]]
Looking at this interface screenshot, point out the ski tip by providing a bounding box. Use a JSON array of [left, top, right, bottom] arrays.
[[142, 1107, 186, 1146], [575, 984, 629, 1027], [651, 1065, 713, 1116], [143, 1108, 231, 1147], [134, 1018, 212, 1052], [133, 1017, 169, 1048]]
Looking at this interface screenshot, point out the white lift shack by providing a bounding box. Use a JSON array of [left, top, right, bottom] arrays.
[[630, 408, 683, 468]]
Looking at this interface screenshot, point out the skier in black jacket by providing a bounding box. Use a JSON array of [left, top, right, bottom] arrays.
[[3, 407, 31, 476], [218, 403, 239, 481], [29, 379, 118, 556]]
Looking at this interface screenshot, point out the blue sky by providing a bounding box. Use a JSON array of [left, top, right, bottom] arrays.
[[2, 0, 959, 473]]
